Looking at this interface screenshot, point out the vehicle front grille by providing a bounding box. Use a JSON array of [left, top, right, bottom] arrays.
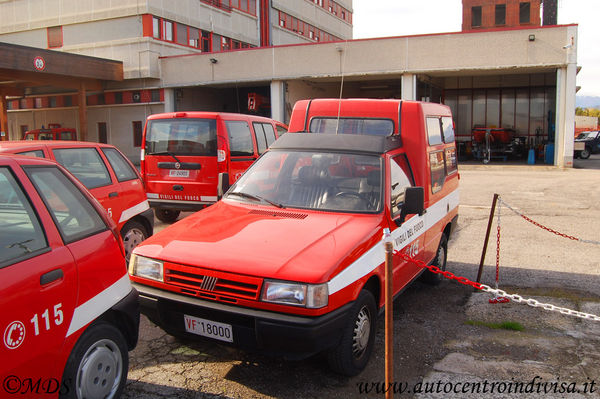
[[164, 262, 262, 303]]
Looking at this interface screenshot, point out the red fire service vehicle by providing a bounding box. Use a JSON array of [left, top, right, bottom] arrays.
[[23, 124, 77, 141], [141, 111, 287, 223], [129, 99, 459, 375], [0, 154, 139, 398]]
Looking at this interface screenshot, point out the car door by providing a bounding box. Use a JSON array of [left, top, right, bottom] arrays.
[[51, 146, 122, 225], [0, 163, 78, 385]]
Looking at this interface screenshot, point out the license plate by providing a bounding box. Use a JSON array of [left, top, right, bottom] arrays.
[[169, 169, 189, 178], [183, 315, 233, 343]]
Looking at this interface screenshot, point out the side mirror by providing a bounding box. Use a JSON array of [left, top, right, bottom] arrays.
[[217, 172, 230, 199], [396, 186, 424, 226]]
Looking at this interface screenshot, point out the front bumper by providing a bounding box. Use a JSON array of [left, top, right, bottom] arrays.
[[133, 282, 352, 359]]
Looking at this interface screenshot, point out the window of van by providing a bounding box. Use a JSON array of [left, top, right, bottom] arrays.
[[253, 122, 277, 155], [226, 121, 254, 157], [429, 151, 446, 194], [390, 155, 414, 218], [309, 117, 394, 136], [145, 119, 217, 156], [441, 117, 455, 143], [445, 148, 458, 175], [426, 117, 443, 146]]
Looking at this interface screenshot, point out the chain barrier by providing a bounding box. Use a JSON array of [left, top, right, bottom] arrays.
[[497, 197, 600, 246], [394, 251, 600, 322]]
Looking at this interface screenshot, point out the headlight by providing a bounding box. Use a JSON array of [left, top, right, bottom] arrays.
[[129, 254, 163, 282], [261, 280, 328, 308]]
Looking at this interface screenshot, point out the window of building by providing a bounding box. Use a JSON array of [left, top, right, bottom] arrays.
[[98, 122, 108, 144], [201, 31, 211, 52], [471, 6, 482, 27], [176, 24, 187, 45], [132, 121, 143, 147], [152, 17, 160, 38], [495, 4, 506, 25], [189, 29, 200, 48], [519, 2, 531, 24], [163, 20, 173, 41], [47, 26, 63, 48]]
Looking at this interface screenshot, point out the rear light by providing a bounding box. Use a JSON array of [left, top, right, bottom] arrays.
[[175, 112, 187, 118], [217, 135, 227, 173]]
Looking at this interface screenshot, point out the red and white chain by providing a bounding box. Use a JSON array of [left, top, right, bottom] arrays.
[[394, 251, 600, 322], [497, 197, 600, 246]]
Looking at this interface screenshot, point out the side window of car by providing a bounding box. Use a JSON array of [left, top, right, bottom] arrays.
[[17, 150, 45, 158], [27, 167, 106, 244], [225, 121, 254, 157], [52, 148, 112, 189], [426, 117, 443, 146], [0, 167, 48, 267], [390, 155, 414, 218], [101, 148, 138, 182]]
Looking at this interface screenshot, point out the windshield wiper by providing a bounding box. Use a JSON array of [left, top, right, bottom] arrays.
[[227, 192, 284, 208], [150, 151, 182, 164]]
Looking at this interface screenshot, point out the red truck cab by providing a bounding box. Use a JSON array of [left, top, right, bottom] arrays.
[[130, 99, 459, 375], [23, 124, 77, 141], [141, 112, 287, 223]]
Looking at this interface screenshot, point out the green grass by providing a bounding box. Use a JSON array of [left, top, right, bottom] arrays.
[[466, 320, 525, 331]]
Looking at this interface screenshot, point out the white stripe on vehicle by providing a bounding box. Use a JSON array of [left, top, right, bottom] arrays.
[[118, 200, 150, 224], [328, 190, 459, 295], [66, 273, 132, 337]]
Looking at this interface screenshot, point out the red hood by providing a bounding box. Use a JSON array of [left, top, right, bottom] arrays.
[[135, 200, 383, 283]]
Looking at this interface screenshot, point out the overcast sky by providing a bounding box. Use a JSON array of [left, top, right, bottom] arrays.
[[352, 0, 599, 97]]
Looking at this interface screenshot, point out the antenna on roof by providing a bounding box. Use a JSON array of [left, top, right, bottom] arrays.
[[335, 41, 348, 135]]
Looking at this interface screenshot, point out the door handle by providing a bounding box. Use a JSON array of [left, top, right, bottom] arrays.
[[109, 192, 118, 198], [40, 269, 64, 285]]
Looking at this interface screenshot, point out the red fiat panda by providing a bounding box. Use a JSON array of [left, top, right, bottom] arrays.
[[130, 97, 459, 376], [0, 154, 138, 398]]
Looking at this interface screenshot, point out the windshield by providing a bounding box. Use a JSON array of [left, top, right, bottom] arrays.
[[227, 150, 382, 213], [145, 118, 217, 156], [576, 131, 597, 140]]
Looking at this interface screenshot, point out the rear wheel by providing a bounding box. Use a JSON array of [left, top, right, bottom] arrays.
[[156, 209, 180, 224], [121, 220, 148, 262], [60, 322, 128, 399], [327, 290, 377, 376], [420, 233, 447, 285]]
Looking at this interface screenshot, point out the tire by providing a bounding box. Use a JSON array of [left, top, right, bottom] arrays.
[[120, 220, 148, 263], [60, 322, 128, 399], [327, 290, 377, 376], [156, 209, 180, 224], [420, 233, 447, 285], [580, 148, 591, 159]]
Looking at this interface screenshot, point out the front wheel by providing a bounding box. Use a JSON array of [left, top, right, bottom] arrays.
[[60, 322, 128, 399], [121, 220, 148, 262], [156, 209, 180, 224], [327, 290, 377, 376], [420, 233, 447, 285], [580, 148, 591, 159]]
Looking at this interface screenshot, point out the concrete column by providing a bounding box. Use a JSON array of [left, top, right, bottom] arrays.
[[555, 66, 576, 168], [270, 80, 286, 123], [163, 88, 176, 113], [401, 74, 416, 101], [78, 83, 87, 141]]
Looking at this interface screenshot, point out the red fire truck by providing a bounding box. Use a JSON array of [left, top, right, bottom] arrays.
[[129, 99, 459, 375]]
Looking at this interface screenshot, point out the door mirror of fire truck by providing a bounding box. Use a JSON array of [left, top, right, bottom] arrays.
[[218, 172, 230, 199], [396, 186, 425, 226]]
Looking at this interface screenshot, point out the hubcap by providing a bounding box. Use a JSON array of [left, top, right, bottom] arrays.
[[76, 339, 122, 399], [352, 306, 371, 359], [123, 228, 145, 261]]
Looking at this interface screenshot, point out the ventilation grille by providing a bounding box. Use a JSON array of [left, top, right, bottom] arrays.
[[248, 209, 308, 219]]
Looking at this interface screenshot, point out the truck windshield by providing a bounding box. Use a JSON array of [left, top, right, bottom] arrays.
[[309, 117, 394, 136], [228, 150, 382, 213], [145, 119, 217, 156]]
